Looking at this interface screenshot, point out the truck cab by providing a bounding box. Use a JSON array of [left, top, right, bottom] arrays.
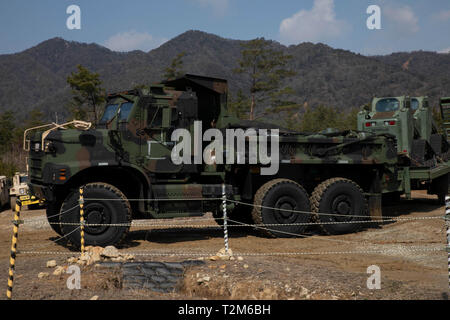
[[358, 96, 414, 156]]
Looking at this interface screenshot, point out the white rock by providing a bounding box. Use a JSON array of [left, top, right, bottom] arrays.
[[53, 266, 66, 276], [38, 272, 49, 279], [46, 260, 57, 268], [90, 295, 99, 300], [217, 247, 233, 257], [77, 259, 86, 266], [79, 253, 90, 262], [67, 257, 78, 264], [101, 246, 120, 258], [124, 254, 135, 261], [237, 256, 244, 261], [300, 286, 309, 296]]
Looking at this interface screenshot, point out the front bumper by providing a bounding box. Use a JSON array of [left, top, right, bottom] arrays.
[[31, 183, 54, 202]]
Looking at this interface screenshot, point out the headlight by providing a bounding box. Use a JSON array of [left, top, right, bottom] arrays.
[[34, 143, 41, 152], [19, 188, 26, 195], [44, 141, 56, 153]]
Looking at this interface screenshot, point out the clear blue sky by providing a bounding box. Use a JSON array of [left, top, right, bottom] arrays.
[[1, 0, 449, 55]]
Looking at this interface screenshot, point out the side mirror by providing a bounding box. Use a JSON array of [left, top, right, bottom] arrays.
[[361, 104, 370, 112]]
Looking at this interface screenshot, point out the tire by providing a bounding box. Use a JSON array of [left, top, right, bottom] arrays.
[[311, 178, 368, 235], [9, 197, 17, 210], [438, 193, 446, 205], [60, 183, 131, 248], [46, 201, 64, 236], [251, 179, 311, 238], [213, 202, 254, 228], [382, 192, 401, 206], [411, 139, 427, 166], [430, 134, 443, 156]]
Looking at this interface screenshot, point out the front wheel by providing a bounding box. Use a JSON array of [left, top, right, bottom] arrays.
[[60, 182, 131, 248], [9, 196, 17, 210]]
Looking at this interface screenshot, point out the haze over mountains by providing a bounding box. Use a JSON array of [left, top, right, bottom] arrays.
[[0, 30, 449, 123]]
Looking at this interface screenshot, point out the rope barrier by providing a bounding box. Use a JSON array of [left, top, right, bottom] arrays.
[[83, 197, 223, 202], [20, 226, 82, 253], [17, 245, 445, 258], [20, 211, 445, 229], [227, 198, 445, 220], [45, 204, 80, 220], [79, 196, 445, 221], [226, 218, 357, 244]]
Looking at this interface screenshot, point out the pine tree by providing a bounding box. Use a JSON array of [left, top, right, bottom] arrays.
[[233, 38, 297, 121], [164, 52, 186, 80], [67, 65, 105, 123], [228, 89, 251, 119]]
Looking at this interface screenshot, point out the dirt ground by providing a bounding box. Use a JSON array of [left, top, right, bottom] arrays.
[[0, 190, 448, 300]]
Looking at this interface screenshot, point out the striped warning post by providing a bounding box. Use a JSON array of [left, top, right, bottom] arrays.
[[79, 187, 85, 253], [6, 199, 22, 300], [222, 184, 229, 254], [446, 196, 450, 290]]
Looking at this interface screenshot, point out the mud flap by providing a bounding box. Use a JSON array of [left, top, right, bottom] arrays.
[[368, 194, 382, 222]]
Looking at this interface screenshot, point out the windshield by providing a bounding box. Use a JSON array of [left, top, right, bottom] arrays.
[[375, 98, 399, 112], [99, 104, 119, 123], [118, 102, 133, 121], [411, 98, 419, 111], [19, 176, 28, 184]]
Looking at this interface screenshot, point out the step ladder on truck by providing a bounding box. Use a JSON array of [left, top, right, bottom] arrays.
[[440, 97, 450, 142]]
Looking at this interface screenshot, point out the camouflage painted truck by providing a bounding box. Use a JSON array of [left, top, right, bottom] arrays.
[[357, 95, 450, 203], [24, 74, 450, 247]]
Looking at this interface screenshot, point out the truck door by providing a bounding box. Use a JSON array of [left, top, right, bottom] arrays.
[[143, 103, 182, 173]]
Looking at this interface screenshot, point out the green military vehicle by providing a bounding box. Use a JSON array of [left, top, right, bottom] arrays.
[[357, 95, 449, 203], [440, 97, 450, 140], [24, 75, 450, 247]]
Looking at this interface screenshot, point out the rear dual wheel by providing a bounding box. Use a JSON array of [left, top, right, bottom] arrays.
[[251, 179, 311, 237], [311, 178, 368, 235]]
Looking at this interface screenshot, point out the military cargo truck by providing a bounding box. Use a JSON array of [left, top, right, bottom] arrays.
[[9, 172, 29, 209], [358, 95, 450, 203], [24, 75, 450, 247], [440, 97, 450, 140], [357, 96, 449, 164], [0, 176, 10, 208]]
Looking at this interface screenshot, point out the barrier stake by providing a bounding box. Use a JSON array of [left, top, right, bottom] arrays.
[[79, 188, 85, 254], [222, 184, 229, 254], [6, 199, 22, 300], [446, 196, 450, 290]]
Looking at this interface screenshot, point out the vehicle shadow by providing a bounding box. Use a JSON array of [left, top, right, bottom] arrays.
[[382, 196, 443, 217], [124, 226, 254, 246], [46, 195, 444, 249]]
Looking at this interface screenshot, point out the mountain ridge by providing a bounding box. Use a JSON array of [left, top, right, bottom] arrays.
[[1, 30, 449, 123]]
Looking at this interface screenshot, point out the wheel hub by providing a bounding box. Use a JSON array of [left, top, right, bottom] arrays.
[[331, 195, 352, 220], [84, 203, 109, 234], [274, 196, 298, 222]]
